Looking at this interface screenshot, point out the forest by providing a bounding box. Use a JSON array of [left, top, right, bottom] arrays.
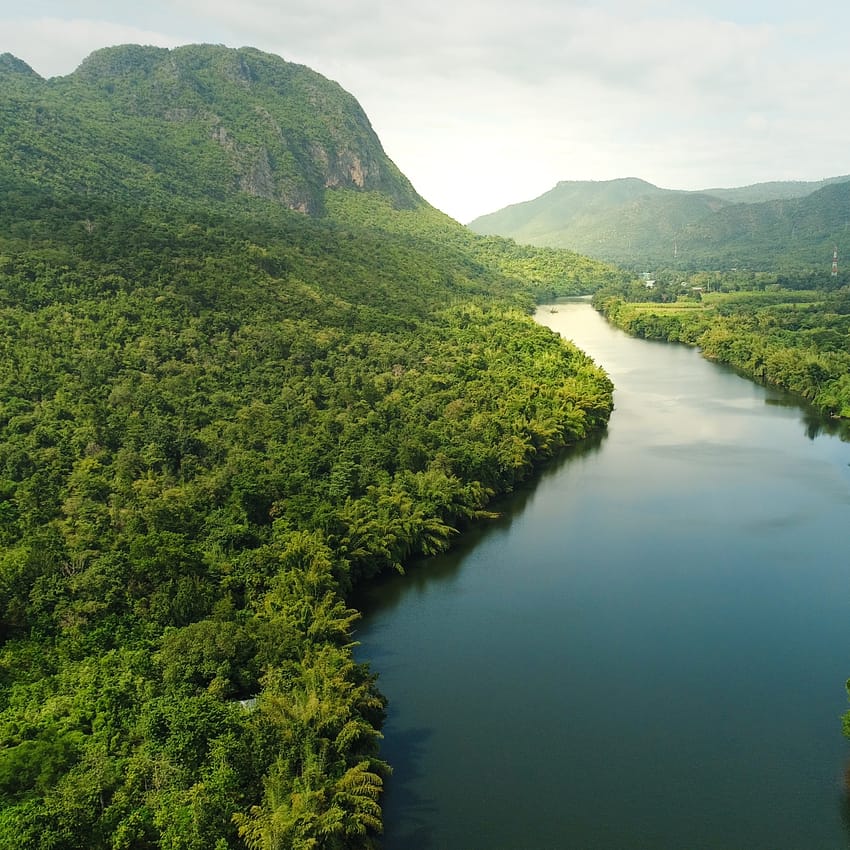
[[0, 51, 621, 845], [0, 44, 622, 847], [13, 40, 850, 849]]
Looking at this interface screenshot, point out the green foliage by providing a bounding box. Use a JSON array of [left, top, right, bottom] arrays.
[[469, 176, 850, 272], [325, 189, 628, 299], [0, 44, 419, 216], [594, 286, 850, 421], [0, 43, 615, 848]]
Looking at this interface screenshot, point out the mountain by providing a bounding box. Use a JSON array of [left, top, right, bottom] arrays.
[[469, 178, 726, 258], [469, 176, 850, 270], [0, 44, 619, 849], [702, 176, 850, 204], [0, 52, 39, 77], [0, 43, 418, 214], [672, 181, 850, 269], [0, 43, 622, 294]]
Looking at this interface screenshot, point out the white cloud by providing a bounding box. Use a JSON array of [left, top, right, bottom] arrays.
[[1, 1, 849, 220]]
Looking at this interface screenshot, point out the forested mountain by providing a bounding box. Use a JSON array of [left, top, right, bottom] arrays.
[[0, 44, 619, 849], [0, 43, 419, 214], [702, 175, 850, 204], [469, 176, 850, 271], [673, 181, 850, 270]]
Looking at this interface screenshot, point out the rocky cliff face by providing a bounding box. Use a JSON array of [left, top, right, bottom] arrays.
[[1, 44, 420, 215]]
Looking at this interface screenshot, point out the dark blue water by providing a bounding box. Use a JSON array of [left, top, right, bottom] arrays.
[[355, 300, 850, 849]]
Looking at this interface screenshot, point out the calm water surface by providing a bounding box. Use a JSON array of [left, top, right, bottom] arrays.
[[355, 300, 850, 849]]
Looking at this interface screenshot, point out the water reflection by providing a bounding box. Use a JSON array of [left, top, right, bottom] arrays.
[[760, 396, 849, 441], [362, 300, 850, 849], [839, 781, 850, 849], [805, 413, 850, 442], [353, 427, 607, 620]]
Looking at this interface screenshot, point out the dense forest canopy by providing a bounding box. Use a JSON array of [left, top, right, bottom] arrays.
[[0, 44, 620, 848]]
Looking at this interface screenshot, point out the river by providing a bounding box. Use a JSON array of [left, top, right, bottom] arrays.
[[354, 299, 850, 849]]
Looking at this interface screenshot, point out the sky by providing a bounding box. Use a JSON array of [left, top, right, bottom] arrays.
[[2, 0, 849, 223]]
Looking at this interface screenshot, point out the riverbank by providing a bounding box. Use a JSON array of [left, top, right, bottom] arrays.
[[357, 299, 850, 849], [594, 289, 850, 424]]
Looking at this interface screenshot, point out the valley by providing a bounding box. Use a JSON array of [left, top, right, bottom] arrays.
[[2, 41, 850, 850]]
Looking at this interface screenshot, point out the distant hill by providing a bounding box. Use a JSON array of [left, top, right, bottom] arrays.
[[674, 181, 850, 269], [469, 176, 850, 270], [703, 176, 850, 205]]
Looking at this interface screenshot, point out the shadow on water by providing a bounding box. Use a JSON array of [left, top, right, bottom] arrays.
[[803, 411, 850, 442], [352, 425, 608, 847], [734, 372, 850, 442], [839, 791, 850, 849], [376, 725, 438, 850], [352, 427, 607, 620], [762, 395, 850, 441]]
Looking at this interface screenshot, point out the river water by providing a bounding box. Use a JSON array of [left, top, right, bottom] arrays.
[[355, 299, 850, 849]]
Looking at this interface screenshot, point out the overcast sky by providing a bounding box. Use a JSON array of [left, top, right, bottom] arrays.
[[2, 1, 849, 222]]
